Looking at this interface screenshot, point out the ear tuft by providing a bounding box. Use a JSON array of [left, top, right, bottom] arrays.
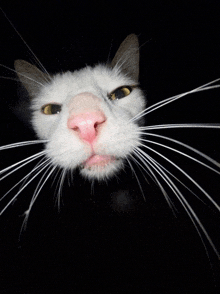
[[111, 34, 139, 82]]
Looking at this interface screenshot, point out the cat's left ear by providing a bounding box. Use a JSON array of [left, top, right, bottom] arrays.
[[111, 34, 139, 82], [14, 60, 49, 99]]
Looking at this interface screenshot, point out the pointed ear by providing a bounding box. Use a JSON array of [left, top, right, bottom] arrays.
[[111, 34, 139, 82], [14, 60, 49, 98]]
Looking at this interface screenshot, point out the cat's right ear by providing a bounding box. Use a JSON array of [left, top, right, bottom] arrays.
[[14, 60, 49, 99], [111, 34, 139, 82]]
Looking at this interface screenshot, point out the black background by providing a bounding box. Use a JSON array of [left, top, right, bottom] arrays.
[[0, 1, 220, 293]]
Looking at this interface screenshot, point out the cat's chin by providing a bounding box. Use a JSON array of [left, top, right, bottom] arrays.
[[79, 155, 123, 180]]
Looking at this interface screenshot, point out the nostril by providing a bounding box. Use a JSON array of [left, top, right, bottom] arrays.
[[94, 122, 99, 129], [72, 126, 79, 131]]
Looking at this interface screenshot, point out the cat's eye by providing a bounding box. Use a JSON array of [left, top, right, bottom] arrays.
[[41, 104, 62, 115], [109, 86, 133, 100]]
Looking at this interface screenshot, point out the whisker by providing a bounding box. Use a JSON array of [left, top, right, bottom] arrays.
[[0, 157, 51, 202], [140, 123, 220, 131], [28, 164, 55, 208], [127, 155, 150, 185], [21, 164, 57, 230], [0, 160, 52, 215], [18, 156, 51, 192], [129, 153, 157, 185], [126, 157, 146, 201], [57, 169, 67, 211], [0, 139, 48, 151], [138, 136, 220, 173], [138, 130, 220, 168], [52, 167, 62, 190], [137, 148, 219, 257], [136, 147, 186, 212], [143, 84, 220, 120], [132, 149, 175, 211], [131, 79, 220, 122], [0, 150, 46, 179], [136, 147, 204, 203], [136, 144, 220, 212]]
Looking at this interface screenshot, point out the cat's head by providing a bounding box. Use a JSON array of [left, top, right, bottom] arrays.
[[14, 34, 146, 180]]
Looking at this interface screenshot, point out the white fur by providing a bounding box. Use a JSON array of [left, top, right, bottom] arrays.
[[31, 64, 146, 180]]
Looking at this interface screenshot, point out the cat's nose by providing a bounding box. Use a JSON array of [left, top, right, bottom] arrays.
[[67, 111, 106, 144]]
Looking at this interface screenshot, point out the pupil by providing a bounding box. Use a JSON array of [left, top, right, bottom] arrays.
[[51, 104, 61, 114], [115, 88, 125, 99]]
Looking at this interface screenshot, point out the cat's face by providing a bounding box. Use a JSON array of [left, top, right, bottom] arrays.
[[15, 35, 146, 180], [32, 66, 146, 180]]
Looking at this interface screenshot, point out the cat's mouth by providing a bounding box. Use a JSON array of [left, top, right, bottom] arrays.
[[80, 154, 123, 179], [83, 154, 116, 169]]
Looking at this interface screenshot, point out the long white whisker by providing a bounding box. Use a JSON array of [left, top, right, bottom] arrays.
[[136, 147, 185, 211], [0, 140, 48, 151], [137, 148, 219, 257], [0, 151, 46, 179], [18, 156, 51, 191], [140, 84, 220, 121], [57, 169, 67, 211], [136, 144, 220, 211], [0, 160, 52, 215], [132, 149, 175, 211], [0, 157, 51, 202], [136, 148, 204, 203], [131, 79, 220, 122], [129, 153, 157, 185], [138, 136, 220, 173], [21, 165, 57, 230], [138, 130, 220, 168], [51, 167, 62, 188], [29, 165, 55, 207], [140, 123, 220, 131], [126, 158, 146, 201], [127, 155, 150, 185]]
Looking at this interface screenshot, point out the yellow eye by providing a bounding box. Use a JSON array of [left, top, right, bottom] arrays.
[[41, 104, 62, 115], [109, 86, 133, 100]]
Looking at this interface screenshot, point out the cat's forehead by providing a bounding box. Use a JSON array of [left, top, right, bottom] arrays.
[[37, 64, 134, 105]]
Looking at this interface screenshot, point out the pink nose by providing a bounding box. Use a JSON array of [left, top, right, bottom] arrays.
[[67, 111, 106, 143]]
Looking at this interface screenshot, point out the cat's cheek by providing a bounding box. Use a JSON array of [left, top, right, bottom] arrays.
[[116, 92, 146, 118], [45, 136, 91, 170], [96, 123, 140, 157], [31, 114, 57, 140]]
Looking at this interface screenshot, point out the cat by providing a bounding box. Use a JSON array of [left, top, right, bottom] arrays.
[[0, 4, 220, 290], [0, 31, 220, 260]]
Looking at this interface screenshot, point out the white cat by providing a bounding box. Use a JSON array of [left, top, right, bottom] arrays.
[[1, 34, 220, 258]]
